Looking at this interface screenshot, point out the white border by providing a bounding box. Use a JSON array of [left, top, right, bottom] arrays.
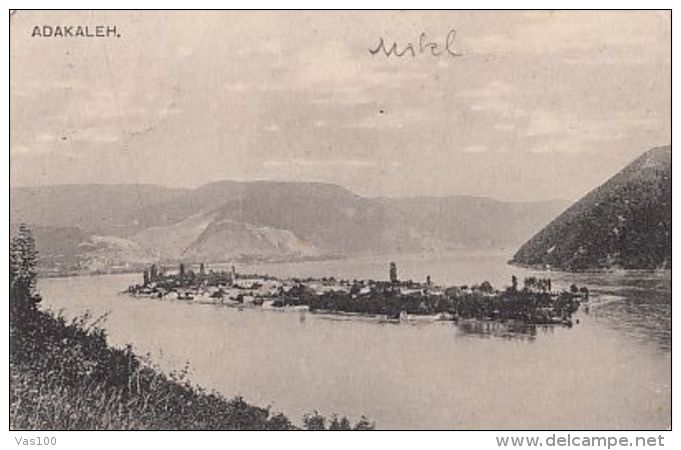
[[1, 3, 676, 449]]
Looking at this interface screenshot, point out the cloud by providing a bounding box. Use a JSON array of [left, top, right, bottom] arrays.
[[311, 87, 369, 106], [157, 105, 182, 118], [11, 143, 84, 159], [223, 82, 248, 92], [263, 158, 379, 168], [462, 145, 487, 153], [459, 81, 526, 118], [177, 45, 195, 58], [34, 127, 122, 145], [524, 110, 664, 143], [11, 145, 33, 155], [236, 40, 282, 57], [344, 108, 430, 130], [460, 81, 518, 99], [494, 123, 516, 131], [468, 11, 669, 59]]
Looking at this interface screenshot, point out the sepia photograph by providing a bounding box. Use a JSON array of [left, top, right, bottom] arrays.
[[8, 9, 671, 433]]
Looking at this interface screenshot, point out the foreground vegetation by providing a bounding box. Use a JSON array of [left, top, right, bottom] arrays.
[[10, 224, 373, 430]]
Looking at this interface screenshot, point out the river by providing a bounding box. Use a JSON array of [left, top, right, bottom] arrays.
[[37, 250, 671, 430]]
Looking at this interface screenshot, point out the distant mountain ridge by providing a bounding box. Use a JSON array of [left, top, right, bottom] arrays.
[[378, 196, 568, 250], [512, 146, 671, 271], [10, 180, 569, 274]]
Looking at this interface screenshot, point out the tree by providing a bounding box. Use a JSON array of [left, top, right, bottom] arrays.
[[352, 415, 375, 430], [303, 411, 326, 430], [479, 280, 494, 294], [328, 415, 352, 430], [10, 224, 41, 310], [9, 236, 18, 286], [536, 278, 549, 292]]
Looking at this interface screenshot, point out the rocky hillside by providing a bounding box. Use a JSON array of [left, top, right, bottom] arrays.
[[512, 146, 671, 271]]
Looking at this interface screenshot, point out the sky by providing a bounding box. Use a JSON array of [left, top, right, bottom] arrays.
[[10, 10, 670, 201]]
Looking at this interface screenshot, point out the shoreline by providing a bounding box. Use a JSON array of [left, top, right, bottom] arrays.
[[40, 256, 673, 281], [507, 260, 672, 274]]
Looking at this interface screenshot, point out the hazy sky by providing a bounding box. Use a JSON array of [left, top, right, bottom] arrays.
[[10, 10, 670, 201]]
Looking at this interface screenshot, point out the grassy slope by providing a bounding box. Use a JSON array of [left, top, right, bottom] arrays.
[[9, 305, 373, 430]]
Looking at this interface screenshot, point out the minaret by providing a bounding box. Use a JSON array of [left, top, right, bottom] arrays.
[[389, 262, 398, 283]]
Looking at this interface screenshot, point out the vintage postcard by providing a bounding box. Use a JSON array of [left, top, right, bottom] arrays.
[[9, 10, 670, 432]]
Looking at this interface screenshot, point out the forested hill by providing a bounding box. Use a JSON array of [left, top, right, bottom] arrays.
[[511, 146, 671, 271]]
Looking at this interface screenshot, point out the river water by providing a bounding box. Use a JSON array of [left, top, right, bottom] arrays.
[[37, 250, 671, 430]]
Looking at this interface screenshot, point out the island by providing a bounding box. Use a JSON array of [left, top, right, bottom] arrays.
[[126, 262, 589, 327]]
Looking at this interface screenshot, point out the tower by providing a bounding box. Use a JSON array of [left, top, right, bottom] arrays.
[[389, 262, 398, 283]]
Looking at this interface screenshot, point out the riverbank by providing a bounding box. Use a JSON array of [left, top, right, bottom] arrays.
[[507, 259, 673, 274], [9, 304, 373, 430], [37, 254, 348, 279]]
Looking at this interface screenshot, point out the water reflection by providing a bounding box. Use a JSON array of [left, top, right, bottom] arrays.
[[590, 288, 671, 351], [237, 252, 671, 351], [454, 319, 558, 342]]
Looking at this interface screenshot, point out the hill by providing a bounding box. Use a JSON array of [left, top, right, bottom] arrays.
[[378, 196, 569, 250], [512, 146, 671, 271], [10, 181, 567, 274], [10, 184, 186, 236]]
